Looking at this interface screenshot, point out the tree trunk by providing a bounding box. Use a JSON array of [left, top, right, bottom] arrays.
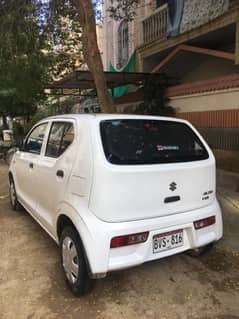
[[75, 0, 115, 113]]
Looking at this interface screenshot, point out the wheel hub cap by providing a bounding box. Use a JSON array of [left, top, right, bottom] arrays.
[[10, 182, 16, 204], [62, 237, 79, 284]]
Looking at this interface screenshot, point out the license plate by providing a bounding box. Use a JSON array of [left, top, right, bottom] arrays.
[[153, 229, 184, 254]]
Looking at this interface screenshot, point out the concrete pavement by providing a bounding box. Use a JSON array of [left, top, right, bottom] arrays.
[[0, 162, 239, 319]]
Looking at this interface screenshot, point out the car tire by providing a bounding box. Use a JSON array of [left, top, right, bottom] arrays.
[[9, 177, 21, 211], [60, 226, 93, 296], [187, 243, 214, 257]]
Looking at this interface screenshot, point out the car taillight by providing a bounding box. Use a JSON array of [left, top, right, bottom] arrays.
[[194, 216, 216, 230], [110, 232, 149, 248]]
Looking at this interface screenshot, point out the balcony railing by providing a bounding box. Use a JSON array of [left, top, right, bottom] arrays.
[[142, 4, 168, 45]]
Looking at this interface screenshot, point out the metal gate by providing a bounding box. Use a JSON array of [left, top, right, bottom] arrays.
[[198, 128, 239, 150]]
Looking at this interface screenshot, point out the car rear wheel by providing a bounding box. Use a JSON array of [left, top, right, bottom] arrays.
[[9, 177, 21, 211], [60, 226, 93, 296]]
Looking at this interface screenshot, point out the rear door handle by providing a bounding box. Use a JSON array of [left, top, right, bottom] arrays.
[[56, 170, 64, 178], [29, 162, 34, 169]]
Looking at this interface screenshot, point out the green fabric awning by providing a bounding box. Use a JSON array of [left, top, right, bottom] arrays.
[[109, 52, 136, 97]]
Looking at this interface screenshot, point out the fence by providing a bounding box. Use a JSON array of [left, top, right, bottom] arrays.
[[142, 4, 168, 44], [198, 128, 239, 151]]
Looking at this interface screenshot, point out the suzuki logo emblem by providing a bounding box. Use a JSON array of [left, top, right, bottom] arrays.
[[169, 182, 177, 191]]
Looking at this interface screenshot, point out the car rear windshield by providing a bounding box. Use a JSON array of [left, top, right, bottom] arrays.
[[100, 119, 209, 165]]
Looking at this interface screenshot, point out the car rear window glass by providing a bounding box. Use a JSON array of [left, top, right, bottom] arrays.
[[46, 122, 74, 158], [100, 119, 209, 165]]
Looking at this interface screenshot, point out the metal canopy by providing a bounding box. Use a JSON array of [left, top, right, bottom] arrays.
[[46, 70, 172, 90]]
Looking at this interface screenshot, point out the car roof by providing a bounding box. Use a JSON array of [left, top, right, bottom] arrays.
[[44, 113, 189, 125]]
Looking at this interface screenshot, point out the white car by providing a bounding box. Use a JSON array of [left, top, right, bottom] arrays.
[[9, 114, 223, 295]]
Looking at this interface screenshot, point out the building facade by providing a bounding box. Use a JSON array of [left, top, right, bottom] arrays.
[[102, 0, 158, 70], [102, 0, 239, 69], [102, 0, 239, 162]]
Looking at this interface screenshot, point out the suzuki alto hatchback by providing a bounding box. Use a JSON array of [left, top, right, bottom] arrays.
[[9, 114, 223, 295]]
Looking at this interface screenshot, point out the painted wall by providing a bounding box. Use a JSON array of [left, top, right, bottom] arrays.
[[170, 88, 239, 113], [102, 0, 119, 70], [102, 0, 156, 70], [96, 24, 103, 55]]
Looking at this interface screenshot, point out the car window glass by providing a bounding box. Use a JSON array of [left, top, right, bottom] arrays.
[[46, 122, 74, 158], [59, 123, 74, 157], [24, 123, 48, 155], [100, 119, 209, 165]]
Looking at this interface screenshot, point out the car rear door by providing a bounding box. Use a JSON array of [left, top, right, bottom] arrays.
[[90, 118, 215, 222], [34, 120, 75, 234], [13, 122, 49, 214]]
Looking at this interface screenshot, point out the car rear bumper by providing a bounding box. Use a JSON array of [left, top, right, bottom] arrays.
[[78, 199, 223, 277]]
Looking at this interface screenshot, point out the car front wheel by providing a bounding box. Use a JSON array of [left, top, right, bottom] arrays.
[[9, 177, 21, 211], [60, 226, 93, 296]]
